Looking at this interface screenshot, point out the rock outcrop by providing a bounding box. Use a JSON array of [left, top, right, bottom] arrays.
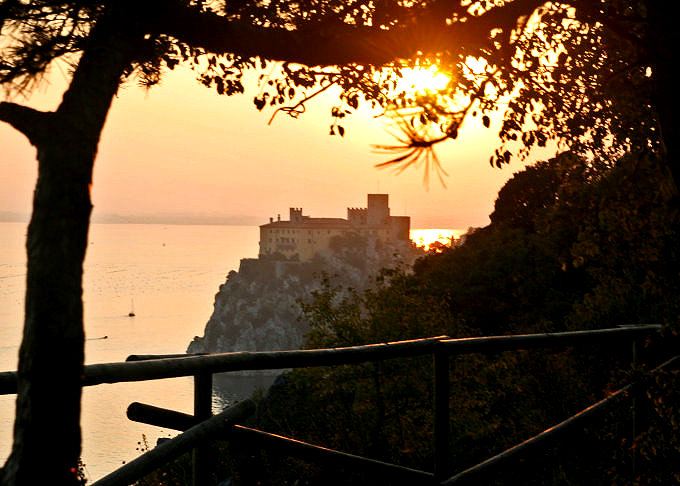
[[187, 237, 422, 360]]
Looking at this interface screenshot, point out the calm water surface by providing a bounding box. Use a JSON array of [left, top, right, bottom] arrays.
[[0, 222, 259, 480]]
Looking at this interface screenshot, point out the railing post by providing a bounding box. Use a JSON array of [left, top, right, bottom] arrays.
[[618, 325, 642, 479], [631, 337, 638, 478], [434, 344, 450, 482], [193, 373, 213, 486]]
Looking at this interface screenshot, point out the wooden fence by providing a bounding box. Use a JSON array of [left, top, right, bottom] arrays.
[[0, 324, 669, 485]]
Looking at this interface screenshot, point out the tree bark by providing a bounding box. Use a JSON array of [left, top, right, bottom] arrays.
[[1, 12, 141, 486]]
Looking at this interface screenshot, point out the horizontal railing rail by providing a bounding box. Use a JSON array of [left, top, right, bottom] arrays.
[[91, 400, 255, 486], [231, 425, 436, 484], [437, 325, 661, 354], [0, 325, 660, 394], [121, 352, 680, 486], [0, 324, 665, 486], [0, 335, 449, 394], [125, 402, 436, 484]]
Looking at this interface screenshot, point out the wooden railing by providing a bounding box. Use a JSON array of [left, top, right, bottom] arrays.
[[0, 324, 669, 485]]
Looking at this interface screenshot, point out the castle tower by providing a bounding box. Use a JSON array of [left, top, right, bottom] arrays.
[[367, 194, 390, 226], [290, 207, 303, 223]]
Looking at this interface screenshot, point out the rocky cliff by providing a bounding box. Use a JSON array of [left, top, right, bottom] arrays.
[[187, 237, 422, 359]]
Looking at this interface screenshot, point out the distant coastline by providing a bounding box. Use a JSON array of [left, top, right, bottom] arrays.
[[0, 211, 262, 226]]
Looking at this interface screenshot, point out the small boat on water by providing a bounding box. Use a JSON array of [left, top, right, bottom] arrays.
[[128, 298, 136, 317]]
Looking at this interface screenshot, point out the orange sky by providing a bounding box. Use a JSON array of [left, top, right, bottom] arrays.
[[0, 66, 547, 229]]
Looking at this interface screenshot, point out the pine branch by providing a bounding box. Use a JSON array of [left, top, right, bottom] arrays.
[[155, 0, 549, 67]]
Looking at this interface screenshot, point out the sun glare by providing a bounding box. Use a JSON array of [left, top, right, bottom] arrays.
[[410, 229, 467, 249], [397, 66, 450, 93]]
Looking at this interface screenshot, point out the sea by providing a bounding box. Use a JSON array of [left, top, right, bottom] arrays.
[[0, 222, 460, 481]]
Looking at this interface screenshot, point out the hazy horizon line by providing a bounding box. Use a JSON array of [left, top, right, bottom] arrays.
[[0, 211, 470, 230], [0, 211, 262, 226]]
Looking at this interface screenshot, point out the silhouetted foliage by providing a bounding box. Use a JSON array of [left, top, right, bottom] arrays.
[[376, 2, 679, 193], [490, 154, 572, 231]]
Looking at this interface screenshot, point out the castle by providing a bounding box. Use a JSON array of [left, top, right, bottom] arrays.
[[259, 194, 410, 261]]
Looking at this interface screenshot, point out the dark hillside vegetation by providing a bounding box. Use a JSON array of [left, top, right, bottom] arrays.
[[248, 151, 680, 486]]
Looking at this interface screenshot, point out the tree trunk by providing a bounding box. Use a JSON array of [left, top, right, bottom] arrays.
[[2, 130, 93, 486], [1, 14, 140, 485], [648, 4, 680, 194]]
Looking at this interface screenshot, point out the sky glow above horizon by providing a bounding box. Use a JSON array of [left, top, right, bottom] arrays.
[[0, 64, 548, 229]]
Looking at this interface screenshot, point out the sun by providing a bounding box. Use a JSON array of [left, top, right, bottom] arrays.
[[397, 66, 450, 93], [410, 229, 467, 249]]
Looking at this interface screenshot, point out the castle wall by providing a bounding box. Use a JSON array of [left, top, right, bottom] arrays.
[[259, 225, 350, 261], [259, 194, 409, 261], [390, 216, 411, 240]]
